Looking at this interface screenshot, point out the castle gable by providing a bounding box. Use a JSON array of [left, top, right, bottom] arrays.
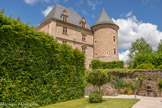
[[42, 4, 91, 30]]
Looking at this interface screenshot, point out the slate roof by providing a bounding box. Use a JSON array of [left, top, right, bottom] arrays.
[[42, 4, 91, 30], [94, 9, 116, 26]]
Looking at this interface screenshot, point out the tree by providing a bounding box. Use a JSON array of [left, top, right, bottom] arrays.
[[87, 69, 109, 103], [87, 69, 109, 91], [128, 38, 152, 68], [157, 40, 162, 53]]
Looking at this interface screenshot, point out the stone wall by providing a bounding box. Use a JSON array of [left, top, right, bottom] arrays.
[[85, 70, 162, 97]]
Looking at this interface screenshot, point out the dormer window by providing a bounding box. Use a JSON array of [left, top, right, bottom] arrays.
[[80, 17, 86, 28], [61, 10, 68, 22], [63, 17, 67, 22]]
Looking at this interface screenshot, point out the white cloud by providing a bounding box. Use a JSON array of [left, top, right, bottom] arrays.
[[24, 0, 39, 5], [113, 12, 162, 50], [82, 10, 88, 16], [87, 0, 102, 10], [24, 0, 51, 5], [119, 50, 130, 62], [42, 6, 53, 17], [87, 0, 96, 10], [125, 11, 132, 17]]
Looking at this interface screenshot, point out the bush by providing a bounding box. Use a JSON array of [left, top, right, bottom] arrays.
[[89, 91, 102, 103], [136, 63, 155, 69], [112, 78, 128, 90], [91, 60, 103, 69], [91, 60, 124, 70], [157, 65, 162, 69], [0, 11, 85, 106]]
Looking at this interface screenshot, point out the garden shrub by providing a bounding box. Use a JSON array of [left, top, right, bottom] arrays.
[[136, 63, 155, 69], [91, 60, 103, 69], [157, 65, 162, 69], [0, 10, 85, 106], [91, 59, 124, 70], [89, 91, 102, 103]]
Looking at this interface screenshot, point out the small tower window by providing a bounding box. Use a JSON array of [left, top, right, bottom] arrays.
[[80, 17, 86, 28], [82, 34, 86, 42], [114, 48, 116, 55], [63, 27, 67, 34], [61, 10, 68, 22], [113, 36, 116, 42], [107, 51, 109, 55]]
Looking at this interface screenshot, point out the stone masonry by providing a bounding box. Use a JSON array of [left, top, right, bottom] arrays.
[[37, 4, 119, 68]]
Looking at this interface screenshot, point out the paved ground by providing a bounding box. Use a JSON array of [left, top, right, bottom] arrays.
[[101, 95, 162, 108]]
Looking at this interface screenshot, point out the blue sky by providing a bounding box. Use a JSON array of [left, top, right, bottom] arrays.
[[0, 0, 162, 61]]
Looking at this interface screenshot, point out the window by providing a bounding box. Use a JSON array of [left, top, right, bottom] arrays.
[[62, 40, 67, 43], [61, 10, 68, 22], [113, 36, 116, 42], [63, 27, 67, 34], [81, 17, 86, 28], [81, 23, 86, 28], [89, 64, 91, 69], [114, 48, 116, 55], [62, 16, 68, 22], [82, 35, 86, 42], [82, 47, 86, 53], [107, 51, 109, 55]]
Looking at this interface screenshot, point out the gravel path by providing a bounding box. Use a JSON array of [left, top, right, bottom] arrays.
[[101, 95, 162, 108]]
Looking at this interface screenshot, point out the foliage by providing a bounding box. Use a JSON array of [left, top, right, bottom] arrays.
[[157, 65, 162, 69], [89, 91, 102, 103], [132, 52, 162, 68], [0, 11, 85, 106], [158, 80, 162, 89], [157, 41, 162, 54], [91, 60, 103, 69], [91, 59, 124, 70], [111, 78, 128, 90], [136, 63, 155, 69], [87, 69, 109, 90], [128, 38, 152, 68]]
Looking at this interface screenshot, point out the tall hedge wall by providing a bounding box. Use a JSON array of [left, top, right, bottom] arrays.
[[91, 59, 124, 70], [0, 10, 85, 106]]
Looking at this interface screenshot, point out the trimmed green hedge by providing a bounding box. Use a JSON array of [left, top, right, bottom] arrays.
[[91, 59, 124, 70], [0, 10, 85, 106]]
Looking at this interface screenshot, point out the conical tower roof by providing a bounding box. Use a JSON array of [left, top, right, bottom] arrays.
[[94, 9, 115, 26]]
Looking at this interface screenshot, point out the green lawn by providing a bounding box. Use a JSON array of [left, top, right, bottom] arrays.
[[40, 98, 139, 108]]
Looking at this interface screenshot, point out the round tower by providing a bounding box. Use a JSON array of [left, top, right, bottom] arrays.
[[92, 9, 119, 62]]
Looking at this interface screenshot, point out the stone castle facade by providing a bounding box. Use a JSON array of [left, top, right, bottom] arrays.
[[37, 4, 119, 68]]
